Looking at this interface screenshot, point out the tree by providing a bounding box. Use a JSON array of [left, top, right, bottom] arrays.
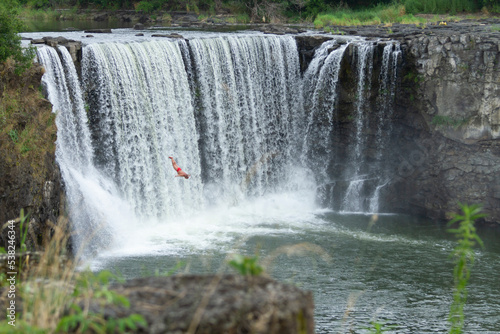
[[0, 0, 35, 73]]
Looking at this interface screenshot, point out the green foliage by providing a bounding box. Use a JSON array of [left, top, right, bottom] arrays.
[[228, 254, 264, 276], [363, 320, 397, 333], [447, 203, 485, 334], [57, 305, 147, 334], [19, 208, 30, 253], [135, 0, 158, 13], [403, 0, 478, 14], [58, 269, 147, 333], [0, 320, 47, 333], [431, 115, 469, 128], [8, 129, 19, 143], [0, 0, 35, 74], [314, 4, 423, 28], [403, 71, 423, 84]]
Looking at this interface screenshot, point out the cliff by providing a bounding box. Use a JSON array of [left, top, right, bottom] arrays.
[[0, 60, 63, 250], [393, 21, 499, 223], [297, 20, 500, 224]]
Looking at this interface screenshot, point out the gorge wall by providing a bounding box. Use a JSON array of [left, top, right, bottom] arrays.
[[295, 22, 500, 224], [390, 24, 500, 223]]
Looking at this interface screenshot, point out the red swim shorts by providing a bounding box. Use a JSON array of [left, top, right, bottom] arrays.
[[177, 167, 182, 172]]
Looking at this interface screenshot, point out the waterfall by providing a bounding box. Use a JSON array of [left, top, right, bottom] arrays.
[[340, 42, 400, 213], [82, 40, 204, 219], [38, 46, 134, 255], [302, 40, 348, 179], [188, 35, 306, 204], [368, 43, 401, 212], [36, 33, 402, 255]]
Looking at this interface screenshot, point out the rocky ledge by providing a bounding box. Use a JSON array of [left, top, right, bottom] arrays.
[[82, 274, 314, 334]]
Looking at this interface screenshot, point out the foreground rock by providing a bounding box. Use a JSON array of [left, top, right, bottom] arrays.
[[86, 275, 314, 334]]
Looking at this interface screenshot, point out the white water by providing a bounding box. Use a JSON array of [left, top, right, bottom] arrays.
[[36, 33, 401, 257], [301, 40, 348, 181]]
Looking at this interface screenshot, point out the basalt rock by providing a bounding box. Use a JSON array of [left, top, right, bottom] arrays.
[[296, 22, 500, 224], [31, 36, 82, 69], [389, 26, 500, 223], [84, 29, 112, 34]]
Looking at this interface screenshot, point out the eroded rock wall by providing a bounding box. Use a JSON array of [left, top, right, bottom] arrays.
[[390, 29, 500, 223], [298, 25, 500, 224]]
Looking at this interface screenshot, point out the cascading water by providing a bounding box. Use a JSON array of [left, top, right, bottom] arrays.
[[299, 40, 401, 213], [188, 35, 305, 204], [368, 43, 402, 212], [82, 40, 204, 219], [341, 42, 376, 213], [38, 46, 134, 255], [301, 40, 348, 180], [36, 33, 401, 256]]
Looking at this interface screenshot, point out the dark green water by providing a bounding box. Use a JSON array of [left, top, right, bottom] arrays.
[[90, 212, 500, 333], [21, 19, 134, 33]]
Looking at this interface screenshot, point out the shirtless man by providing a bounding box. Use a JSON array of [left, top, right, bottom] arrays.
[[169, 157, 190, 179]]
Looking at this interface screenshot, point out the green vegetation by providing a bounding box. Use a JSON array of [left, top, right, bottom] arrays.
[[314, 4, 426, 28], [431, 115, 470, 128], [9, 0, 500, 26], [447, 204, 485, 334], [228, 253, 264, 276], [0, 0, 35, 74], [0, 215, 147, 333]]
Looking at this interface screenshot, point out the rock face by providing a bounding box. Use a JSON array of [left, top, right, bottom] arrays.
[[297, 21, 500, 224], [0, 63, 63, 250], [31, 37, 82, 73], [86, 275, 314, 334], [391, 23, 500, 223]]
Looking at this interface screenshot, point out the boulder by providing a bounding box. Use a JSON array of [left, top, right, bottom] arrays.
[[85, 275, 314, 334], [134, 23, 145, 30]]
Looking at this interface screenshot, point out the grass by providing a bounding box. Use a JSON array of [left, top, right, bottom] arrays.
[[0, 214, 147, 333], [314, 1, 499, 29], [314, 4, 428, 28], [0, 59, 56, 166]]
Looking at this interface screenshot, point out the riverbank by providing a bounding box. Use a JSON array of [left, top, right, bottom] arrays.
[[18, 6, 500, 33]]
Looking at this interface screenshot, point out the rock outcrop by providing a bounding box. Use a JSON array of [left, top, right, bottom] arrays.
[[0, 62, 63, 250], [84, 275, 315, 334], [391, 24, 500, 223]]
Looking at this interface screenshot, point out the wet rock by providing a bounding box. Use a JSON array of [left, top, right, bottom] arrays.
[[152, 33, 184, 39], [295, 35, 334, 72], [84, 29, 112, 33], [133, 23, 145, 30]]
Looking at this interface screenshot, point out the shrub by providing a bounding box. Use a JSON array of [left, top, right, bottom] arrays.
[[0, 0, 35, 74]]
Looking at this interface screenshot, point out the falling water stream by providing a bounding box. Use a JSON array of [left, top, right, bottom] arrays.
[[30, 29, 500, 333]]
